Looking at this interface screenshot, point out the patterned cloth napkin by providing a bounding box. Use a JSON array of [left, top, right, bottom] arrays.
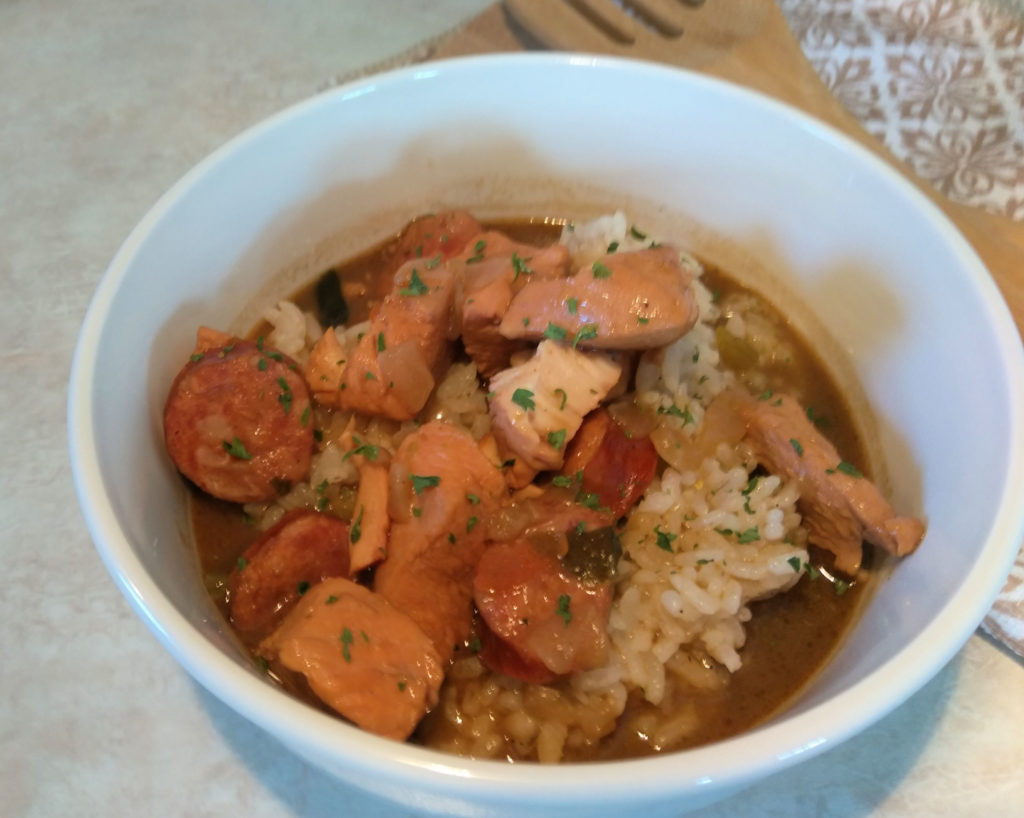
[[779, 0, 1024, 656]]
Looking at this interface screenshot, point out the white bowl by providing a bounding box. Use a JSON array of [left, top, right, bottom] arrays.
[[68, 54, 1024, 817]]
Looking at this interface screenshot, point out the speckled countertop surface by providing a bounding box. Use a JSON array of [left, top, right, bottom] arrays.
[[2, 2, 1021, 816]]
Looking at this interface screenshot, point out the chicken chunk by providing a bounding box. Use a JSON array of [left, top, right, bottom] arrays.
[[306, 261, 456, 419], [498, 247, 699, 350], [488, 340, 622, 474], [458, 232, 572, 377], [373, 421, 507, 663], [740, 392, 925, 574], [259, 577, 443, 741]]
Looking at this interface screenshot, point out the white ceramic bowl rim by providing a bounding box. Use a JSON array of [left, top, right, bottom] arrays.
[[68, 53, 1024, 807]]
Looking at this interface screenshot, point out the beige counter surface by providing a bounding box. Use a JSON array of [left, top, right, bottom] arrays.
[[1, 2, 1021, 816]]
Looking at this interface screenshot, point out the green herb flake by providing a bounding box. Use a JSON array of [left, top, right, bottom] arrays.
[[343, 436, 379, 462], [315, 497, 329, 511], [466, 239, 487, 263], [554, 387, 568, 410], [376, 332, 386, 352], [410, 474, 441, 494], [467, 516, 479, 533], [566, 297, 578, 315], [592, 261, 613, 279], [399, 268, 430, 296], [572, 324, 598, 348], [425, 253, 442, 270], [758, 389, 774, 401], [468, 636, 482, 653], [222, 437, 253, 460], [350, 506, 364, 544], [629, 225, 647, 240], [265, 350, 283, 362], [836, 461, 863, 478], [256, 357, 268, 371], [789, 438, 804, 457], [364, 370, 377, 381], [236, 557, 248, 571], [511, 388, 536, 412], [657, 403, 695, 425], [255, 655, 269, 673], [297, 580, 310, 595], [834, 578, 851, 596], [552, 474, 576, 488], [547, 428, 567, 450], [466, 493, 480, 505], [511, 252, 533, 280], [556, 594, 572, 626], [412, 506, 423, 517], [654, 526, 677, 552], [737, 526, 761, 544], [576, 491, 603, 510], [786, 556, 803, 572], [447, 532, 456, 545], [277, 377, 293, 414], [543, 322, 567, 341], [339, 627, 354, 662], [636, 315, 650, 325], [300, 405, 311, 427], [397, 680, 407, 692], [606, 240, 619, 253], [325, 594, 339, 605]]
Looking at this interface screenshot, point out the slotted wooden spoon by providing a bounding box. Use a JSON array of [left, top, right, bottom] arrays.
[[498, 0, 1024, 332]]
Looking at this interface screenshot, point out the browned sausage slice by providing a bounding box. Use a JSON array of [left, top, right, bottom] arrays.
[[228, 509, 350, 636], [259, 577, 443, 741], [473, 539, 613, 680], [164, 337, 313, 503]]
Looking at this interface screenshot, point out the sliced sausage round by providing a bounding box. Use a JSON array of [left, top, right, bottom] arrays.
[[228, 509, 350, 635], [164, 338, 314, 503]]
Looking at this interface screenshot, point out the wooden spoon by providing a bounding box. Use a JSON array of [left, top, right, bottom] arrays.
[[500, 0, 1024, 332]]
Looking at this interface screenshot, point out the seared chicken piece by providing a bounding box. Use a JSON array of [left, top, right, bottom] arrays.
[[488, 340, 622, 473], [498, 247, 698, 350]]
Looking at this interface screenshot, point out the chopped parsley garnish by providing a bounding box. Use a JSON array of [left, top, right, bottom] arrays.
[[410, 474, 441, 494], [189, 353, 204, 363], [833, 578, 851, 596], [236, 557, 248, 571], [737, 526, 760, 544], [543, 322, 567, 341], [325, 595, 339, 605], [606, 241, 619, 253], [265, 350, 283, 362], [277, 377, 293, 414], [576, 491, 603, 510], [297, 581, 310, 595], [339, 627, 354, 662], [552, 474, 577, 488], [424, 253, 442, 269], [555, 594, 572, 626], [566, 297, 578, 315], [256, 357, 267, 371], [300, 405, 310, 427], [467, 516, 478, 533], [786, 556, 803, 572], [592, 261, 612, 279], [758, 389, 774, 401], [376, 332, 386, 352], [222, 437, 252, 460], [447, 532, 456, 544], [836, 461, 863, 478], [742, 476, 759, 496], [636, 315, 650, 324], [547, 428, 567, 450], [554, 387, 567, 410], [572, 324, 598, 348], [657, 403, 695, 424], [511, 252, 532, 280], [350, 506, 364, 544], [789, 438, 804, 457], [466, 493, 480, 505], [511, 388, 535, 411], [343, 436, 379, 461], [397, 680, 407, 692], [466, 239, 486, 263], [399, 268, 429, 296], [654, 526, 677, 552], [629, 225, 647, 240]]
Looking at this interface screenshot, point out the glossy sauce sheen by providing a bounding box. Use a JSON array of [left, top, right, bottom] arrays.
[[190, 217, 873, 757]]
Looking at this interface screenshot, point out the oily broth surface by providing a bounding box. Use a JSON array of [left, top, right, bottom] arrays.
[[189, 217, 875, 759]]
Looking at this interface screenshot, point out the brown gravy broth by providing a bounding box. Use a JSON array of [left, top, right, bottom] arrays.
[[189, 216, 874, 758]]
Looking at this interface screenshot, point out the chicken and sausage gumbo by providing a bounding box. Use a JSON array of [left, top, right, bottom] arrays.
[[166, 211, 925, 761]]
